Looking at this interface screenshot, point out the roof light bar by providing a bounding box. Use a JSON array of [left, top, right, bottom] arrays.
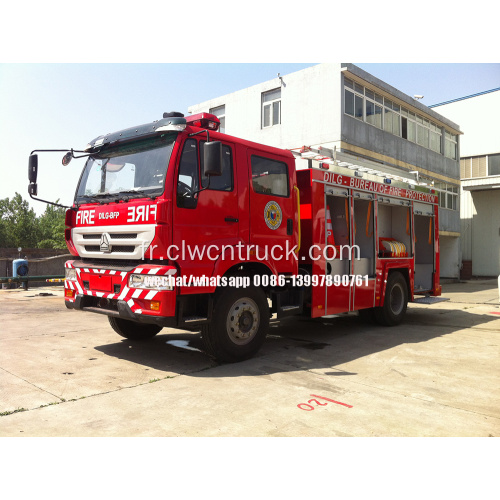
[[186, 113, 221, 131]]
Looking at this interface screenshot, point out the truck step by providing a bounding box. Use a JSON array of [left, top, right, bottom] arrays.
[[281, 305, 301, 311], [183, 316, 208, 323], [413, 296, 450, 305]]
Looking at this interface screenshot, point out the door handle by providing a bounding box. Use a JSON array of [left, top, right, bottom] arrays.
[[224, 217, 239, 223]]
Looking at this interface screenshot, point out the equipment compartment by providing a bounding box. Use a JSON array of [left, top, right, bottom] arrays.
[[377, 198, 412, 258]]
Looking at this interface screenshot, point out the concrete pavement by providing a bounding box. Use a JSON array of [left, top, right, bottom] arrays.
[[1, 280, 499, 436]]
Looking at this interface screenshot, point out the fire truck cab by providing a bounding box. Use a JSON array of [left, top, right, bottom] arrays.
[[28, 112, 443, 363]]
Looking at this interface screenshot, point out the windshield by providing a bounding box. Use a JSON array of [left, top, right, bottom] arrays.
[[75, 134, 176, 203]]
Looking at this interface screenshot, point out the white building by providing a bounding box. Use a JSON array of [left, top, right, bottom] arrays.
[[189, 63, 462, 278], [432, 88, 500, 277]]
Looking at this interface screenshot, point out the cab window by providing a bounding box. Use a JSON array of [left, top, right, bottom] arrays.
[[251, 155, 289, 197], [177, 138, 199, 208]]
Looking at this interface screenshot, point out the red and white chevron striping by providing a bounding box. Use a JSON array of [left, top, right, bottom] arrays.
[[64, 260, 176, 314]]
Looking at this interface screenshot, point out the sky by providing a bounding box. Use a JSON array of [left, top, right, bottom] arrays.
[[1, 62, 498, 215]]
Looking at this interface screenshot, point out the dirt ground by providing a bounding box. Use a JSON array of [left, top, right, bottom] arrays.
[[1, 280, 499, 437]]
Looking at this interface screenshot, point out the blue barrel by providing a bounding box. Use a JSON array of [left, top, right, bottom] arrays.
[[13, 259, 29, 278]]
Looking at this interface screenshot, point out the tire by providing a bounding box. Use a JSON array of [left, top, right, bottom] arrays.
[[108, 316, 162, 340], [374, 271, 408, 326], [202, 286, 269, 363]]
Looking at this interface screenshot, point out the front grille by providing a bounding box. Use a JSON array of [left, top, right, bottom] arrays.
[[110, 233, 137, 239], [72, 224, 155, 260], [84, 245, 135, 253], [109, 246, 135, 253], [82, 232, 137, 240]]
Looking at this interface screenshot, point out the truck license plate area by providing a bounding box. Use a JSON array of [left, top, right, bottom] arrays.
[[89, 275, 113, 292]]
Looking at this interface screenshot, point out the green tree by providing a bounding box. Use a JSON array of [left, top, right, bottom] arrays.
[[37, 203, 67, 249], [0, 193, 41, 248]]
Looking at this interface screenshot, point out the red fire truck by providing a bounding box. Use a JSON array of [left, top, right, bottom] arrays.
[[28, 112, 443, 362]]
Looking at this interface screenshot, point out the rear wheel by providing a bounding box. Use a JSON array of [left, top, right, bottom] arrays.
[[202, 286, 269, 363], [108, 317, 162, 340], [374, 271, 408, 326]]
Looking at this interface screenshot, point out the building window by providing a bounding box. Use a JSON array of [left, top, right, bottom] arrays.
[[365, 90, 383, 129], [489, 153, 500, 176], [345, 88, 355, 117], [444, 131, 458, 160], [435, 182, 458, 210], [461, 155, 490, 179], [416, 117, 429, 148], [209, 105, 225, 133], [429, 123, 442, 153], [262, 88, 281, 128], [344, 77, 448, 157]]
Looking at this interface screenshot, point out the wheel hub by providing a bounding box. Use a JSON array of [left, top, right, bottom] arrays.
[[226, 298, 260, 345]]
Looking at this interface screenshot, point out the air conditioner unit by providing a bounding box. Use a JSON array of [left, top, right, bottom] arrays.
[[13, 259, 29, 278]]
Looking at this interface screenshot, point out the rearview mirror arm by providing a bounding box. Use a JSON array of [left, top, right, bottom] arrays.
[[28, 148, 92, 211], [28, 191, 77, 211]]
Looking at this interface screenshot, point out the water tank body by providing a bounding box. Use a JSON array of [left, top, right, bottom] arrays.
[[13, 259, 29, 278]]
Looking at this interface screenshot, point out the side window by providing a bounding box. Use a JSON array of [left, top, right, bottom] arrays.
[[200, 141, 234, 191], [177, 139, 199, 208], [251, 155, 289, 197]]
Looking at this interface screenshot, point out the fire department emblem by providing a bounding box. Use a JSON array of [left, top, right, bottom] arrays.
[[264, 201, 282, 230]]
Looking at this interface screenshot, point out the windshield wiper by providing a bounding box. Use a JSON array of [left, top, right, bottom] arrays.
[[117, 189, 159, 200], [77, 192, 116, 204]]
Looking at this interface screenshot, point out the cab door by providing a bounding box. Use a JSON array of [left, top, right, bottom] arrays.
[[247, 149, 296, 274], [173, 137, 239, 281]]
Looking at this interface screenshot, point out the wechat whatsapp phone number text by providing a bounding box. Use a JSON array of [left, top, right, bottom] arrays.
[[254, 274, 369, 287]]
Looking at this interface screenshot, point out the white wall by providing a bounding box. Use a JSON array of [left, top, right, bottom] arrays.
[[439, 236, 460, 278], [471, 189, 500, 276], [434, 90, 500, 157], [188, 63, 343, 150], [460, 187, 473, 261]]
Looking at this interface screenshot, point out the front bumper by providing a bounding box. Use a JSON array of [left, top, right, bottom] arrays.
[[64, 260, 177, 327]]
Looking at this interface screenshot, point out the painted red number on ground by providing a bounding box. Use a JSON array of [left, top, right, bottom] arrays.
[[297, 394, 353, 410]]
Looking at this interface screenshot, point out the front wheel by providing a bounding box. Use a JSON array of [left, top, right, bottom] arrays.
[[374, 271, 408, 326], [202, 286, 269, 363], [108, 316, 162, 340]]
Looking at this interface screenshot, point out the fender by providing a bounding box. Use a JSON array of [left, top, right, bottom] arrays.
[[377, 263, 413, 307]]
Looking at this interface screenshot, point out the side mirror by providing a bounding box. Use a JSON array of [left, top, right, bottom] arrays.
[[203, 141, 222, 177], [62, 152, 73, 166], [28, 154, 38, 183]]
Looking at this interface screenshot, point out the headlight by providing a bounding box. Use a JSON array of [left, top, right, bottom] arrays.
[[65, 268, 77, 281], [128, 274, 174, 291]]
